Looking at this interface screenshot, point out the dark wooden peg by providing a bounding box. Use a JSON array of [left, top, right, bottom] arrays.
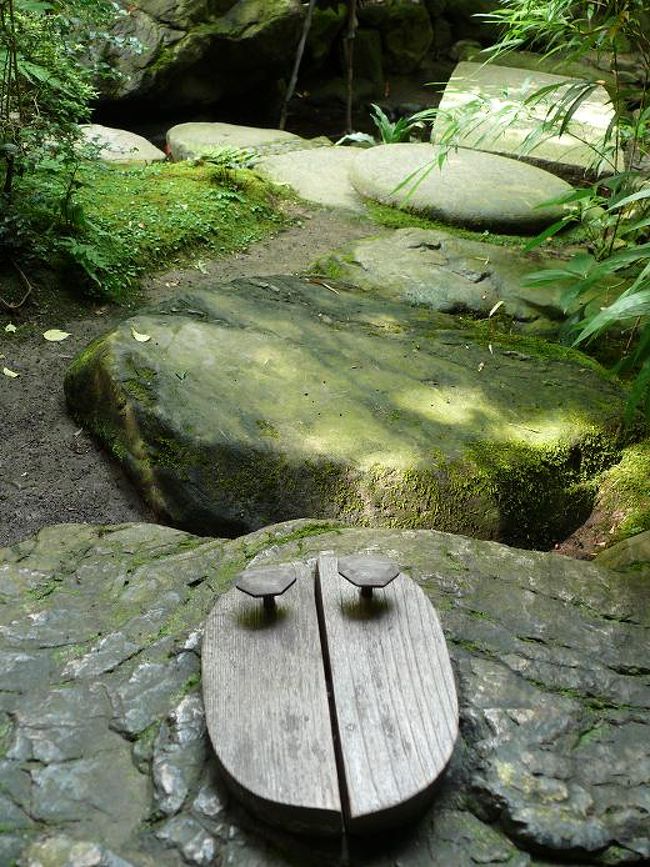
[[338, 553, 400, 598], [235, 563, 297, 611]]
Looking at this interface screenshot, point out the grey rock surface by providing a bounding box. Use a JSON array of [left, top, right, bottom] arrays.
[[64, 275, 627, 549], [166, 122, 310, 163], [80, 124, 166, 163], [433, 62, 618, 176], [103, 1, 303, 112], [350, 143, 573, 233], [314, 227, 565, 330], [0, 519, 648, 865], [256, 146, 364, 211]]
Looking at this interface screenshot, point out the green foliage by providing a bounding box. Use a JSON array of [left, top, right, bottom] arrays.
[[0, 0, 118, 195], [11, 161, 286, 300], [0, 1, 286, 300], [410, 0, 650, 421], [0, 0, 126, 291], [369, 103, 423, 144]]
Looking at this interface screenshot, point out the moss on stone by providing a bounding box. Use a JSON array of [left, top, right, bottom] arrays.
[[464, 320, 612, 375], [595, 439, 650, 543], [66, 276, 630, 549], [465, 427, 629, 548], [365, 200, 531, 248]]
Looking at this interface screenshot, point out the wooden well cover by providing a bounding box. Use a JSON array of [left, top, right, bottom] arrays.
[[202, 554, 458, 836]]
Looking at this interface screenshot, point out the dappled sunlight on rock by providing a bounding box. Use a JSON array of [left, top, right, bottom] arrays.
[[66, 276, 626, 548]]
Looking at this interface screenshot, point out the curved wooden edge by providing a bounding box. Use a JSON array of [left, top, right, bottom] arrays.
[[316, 554, 459, 835], [347, 754, 454, 836], [214, 751, 343, 838], [201, 562, 343, 837]]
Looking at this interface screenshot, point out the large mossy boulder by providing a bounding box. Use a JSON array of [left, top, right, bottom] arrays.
[[0, 519, 648, 865], [65, 276, 627, 548], [103, 0, 303, 113]]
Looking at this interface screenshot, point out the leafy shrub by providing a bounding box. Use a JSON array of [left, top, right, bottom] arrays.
[[0, 0, 119, 196], [0, 0, 123, 293]]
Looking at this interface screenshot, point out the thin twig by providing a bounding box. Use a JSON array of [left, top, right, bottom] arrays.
[[1, 258, 33, 309], [279, 0, 318, 130], [344, 0, 359, 134]]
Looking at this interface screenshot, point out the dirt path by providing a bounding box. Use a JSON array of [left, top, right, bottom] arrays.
[[0, 206, 381, 548]]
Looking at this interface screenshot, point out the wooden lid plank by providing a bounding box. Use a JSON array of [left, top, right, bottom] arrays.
[[202, 560, 342, 835], [202, 553, 458, 836], [316, 553, 458, 833]]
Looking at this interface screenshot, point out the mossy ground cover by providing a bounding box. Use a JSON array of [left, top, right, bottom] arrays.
[[12, 160, 288, 302], [365, 200, 588, 251]]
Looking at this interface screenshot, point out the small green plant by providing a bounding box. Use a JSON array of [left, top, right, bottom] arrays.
[[196, 145, 257, 171], [369, 104, 423, 144]]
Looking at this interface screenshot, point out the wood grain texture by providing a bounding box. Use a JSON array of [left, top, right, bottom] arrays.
[[316, 553, 458, 834], [202, 561, 342, 836]]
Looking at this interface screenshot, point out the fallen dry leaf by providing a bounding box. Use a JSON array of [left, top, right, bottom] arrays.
[[131, 327, 151, 343], [489, 300, 505, 318], [43, 329, 71, 342]]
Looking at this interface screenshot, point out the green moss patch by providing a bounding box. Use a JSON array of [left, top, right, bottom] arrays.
[[14, 161, 288, 302], [365, 199, 587, 249], [596, 439, 650, 543]]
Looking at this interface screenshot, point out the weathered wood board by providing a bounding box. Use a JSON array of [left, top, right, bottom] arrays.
[[202, 560, 342, 835], [202, 553, 458, 836], [317, 553, 458, 833]]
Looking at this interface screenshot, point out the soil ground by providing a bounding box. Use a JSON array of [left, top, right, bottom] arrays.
[[0, 201, 605, 557]]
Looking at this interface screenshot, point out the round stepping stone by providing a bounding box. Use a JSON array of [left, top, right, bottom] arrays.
[[166, 121, 308, 162], [80, 124, 166, 164], [256, 147, 364, 211], [349, 143, 573, 233]]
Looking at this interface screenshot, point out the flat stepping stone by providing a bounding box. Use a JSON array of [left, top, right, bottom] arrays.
[[80, 124, 166, 164], [65, 275, 626, 549], [256, 147, 365, 211], [315, 227, 564, 330], [434, 62, 619, 176], [202, 553, 458, 835], [166, 121, 318, 162], [350, 143, 573, 233]]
